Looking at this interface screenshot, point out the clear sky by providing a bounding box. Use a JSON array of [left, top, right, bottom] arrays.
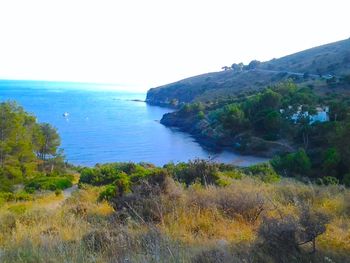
[[0, 0, 348, 91]]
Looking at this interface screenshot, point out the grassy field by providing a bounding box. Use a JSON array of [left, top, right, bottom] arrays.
[[0, 174, 349, 263]]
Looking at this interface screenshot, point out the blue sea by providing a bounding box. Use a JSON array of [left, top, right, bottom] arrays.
[[0, 80, 268, 166]]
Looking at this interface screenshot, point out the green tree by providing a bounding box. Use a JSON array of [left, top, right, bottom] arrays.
[[0, 102, 37, 181], [322, 147, 340, 177], [271, 149, 311, 177], [36, 123, 60, 161], [331, 122, 350, 171], [259, 89, 282, 110], [220, 104, 248, 133]]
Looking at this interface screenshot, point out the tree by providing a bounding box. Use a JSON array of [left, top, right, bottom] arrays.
[[329, 101, 348, 121], [220, 104, 248, 133], [258, 205, 329, 257], [231, 63, 244, 72], [36, 123, 60, 161], [259, 89, 282, 110], [322, 147, 340, 177], [331, 122, 350, 171], [261, 110, 282, 139], [271, 149, 311, 177], [0, 102, 64, 189], [0, 102, 37, 181], [221, 66, 231, 71], [298, 205, 330, 253], [246, 60, 261, 70]]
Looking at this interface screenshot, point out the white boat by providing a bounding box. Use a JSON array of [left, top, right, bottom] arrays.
[[63, 112, 69, 117]]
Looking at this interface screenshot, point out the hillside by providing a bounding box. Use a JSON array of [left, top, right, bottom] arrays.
[[146, 38, 350, 106], [261, 38, 350, 75]]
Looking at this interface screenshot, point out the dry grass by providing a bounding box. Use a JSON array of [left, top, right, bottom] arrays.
[[0, 178, 349, 262]]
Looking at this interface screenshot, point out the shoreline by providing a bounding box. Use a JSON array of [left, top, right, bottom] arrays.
[[152, 102, 292, 159]]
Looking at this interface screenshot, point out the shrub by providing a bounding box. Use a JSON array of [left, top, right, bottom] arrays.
[[316, 176, 339, 186], [188, 184, 265, 223], [193, 246, 231, 263], [275, 181, 315, 205], [69, 203, 88, 217], [216, 187, 265, 222], [343, 173, 350, 187], [82, 229, 114, 252], [79, 162, 151, 187], [0, 192, 15, 202], [0, 192, 32, 202], [197, 111, 206, 120], [245, 163, 280, 183], [172, 159, 220, 187], [219, 170, 244, 180], [98, 185, 117, 201], [298, 205, 330, 253], [0, 213, 16, 233], [258, 205, 330, 257], [14, 191, 33, 201], [271, 149, 311, 177], [112, 170, 182, 223], [24, 176, 73, 191], [0, 178, 14, 192], [258, 215, 300, 259]]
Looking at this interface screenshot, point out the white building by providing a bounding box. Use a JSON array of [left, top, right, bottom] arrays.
[[290, 106, 329, 124]]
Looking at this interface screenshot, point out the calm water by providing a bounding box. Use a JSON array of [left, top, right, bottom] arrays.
[[0, 80, 268, 166]]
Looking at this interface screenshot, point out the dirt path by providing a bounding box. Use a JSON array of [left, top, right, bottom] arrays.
[[46, 185, 78, 210], [63, 185, 78, 199]]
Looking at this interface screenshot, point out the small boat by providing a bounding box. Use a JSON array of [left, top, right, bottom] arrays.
[[63, 112, 69, 117]]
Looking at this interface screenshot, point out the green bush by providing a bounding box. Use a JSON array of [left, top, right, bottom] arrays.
[[316, 176, 339, 186], [0, 177, 14, 192], [219, 170, 244, 180], [0, 191, 33, 204], [271, 149, 311, 177], [25, 176, 73, 191], [245, 163, 280, 183], [0, 192, 15, 202], [14, 191, 33, 201], [169, 159, 220, 186], [79, 162, 152, 186], [197, 111, 206, 120], [98, 185, 117, 201]]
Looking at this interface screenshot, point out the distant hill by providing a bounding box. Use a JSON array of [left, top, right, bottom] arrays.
[[146, 38, 350, 106], [261, 38, 350, 75]]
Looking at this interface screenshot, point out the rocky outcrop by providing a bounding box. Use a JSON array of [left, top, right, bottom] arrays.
[[160, 111, 294, 158]]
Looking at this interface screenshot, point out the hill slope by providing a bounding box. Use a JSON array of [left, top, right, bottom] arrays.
[[261, 38, 350, 75], [146, 38, 350, 106]]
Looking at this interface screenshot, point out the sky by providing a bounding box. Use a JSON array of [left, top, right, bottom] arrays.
[[0, 0, 349, 91]]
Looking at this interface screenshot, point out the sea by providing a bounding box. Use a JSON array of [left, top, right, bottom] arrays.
[[0, 80, 268, 167]]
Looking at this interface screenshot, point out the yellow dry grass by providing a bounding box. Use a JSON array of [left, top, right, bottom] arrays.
[[0, 186, 114, 248], [0, 178, 349, 262]]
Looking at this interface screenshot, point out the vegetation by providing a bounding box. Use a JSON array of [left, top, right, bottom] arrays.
[[3, 36, 350, 261], [0, 101, 350, 262], [160, 79, 350, 188], [147, 38, 350, 105], [0, 101, 74, 195], [1, 160, 349, 262], [24, 175, 73, 192]]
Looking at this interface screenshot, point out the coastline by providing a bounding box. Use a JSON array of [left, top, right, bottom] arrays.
[[149, 101, 293, 159]]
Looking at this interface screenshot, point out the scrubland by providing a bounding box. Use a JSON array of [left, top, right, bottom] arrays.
[[1, 162, 349, 263]]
